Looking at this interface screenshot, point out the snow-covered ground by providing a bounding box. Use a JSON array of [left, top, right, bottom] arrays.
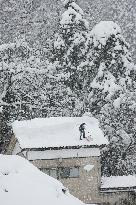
[[12, 116, 108, 149], [0, 154, 84, 205]]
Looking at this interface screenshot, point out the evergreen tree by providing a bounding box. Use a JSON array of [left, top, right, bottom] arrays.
[[88, 21, 135, 114], [48, 0, 94, 116], [101, 91, 136, 176], [51, 0, 89, 92], [88, 21, 136, 175], [0, 40, 30, 152], [0, 39, 49, 152]]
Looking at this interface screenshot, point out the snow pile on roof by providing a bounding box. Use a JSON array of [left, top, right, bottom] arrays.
[[101, 175, 136, 190], [90, 21, 121, 46], [12, 116, 108, 149], [0, 154, 83, 205]]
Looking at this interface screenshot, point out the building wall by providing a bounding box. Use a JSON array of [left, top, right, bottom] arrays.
[[99, 191, 136, 205], [31, 156, 101, 204], [27, 147, 101, 160], [8, 139, 136, 204], [31, 157, 136, 205], [6, 135, 17, 155]]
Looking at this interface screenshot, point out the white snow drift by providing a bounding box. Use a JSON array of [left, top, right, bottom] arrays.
[[0, 154, 84, 205]]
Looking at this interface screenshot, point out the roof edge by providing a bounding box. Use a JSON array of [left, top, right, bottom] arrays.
[[100, 186, 136, 192], [20, 144, 106, 151]]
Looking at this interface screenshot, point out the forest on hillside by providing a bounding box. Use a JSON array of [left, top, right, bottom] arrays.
[[0, 0, 136, 177], [0, 0, 136, 61]]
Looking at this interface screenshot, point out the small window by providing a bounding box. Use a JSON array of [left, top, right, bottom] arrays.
[[50, 169, 58, 179], [40, 168, 50, 175], [70, 167, 79, 178], [60, 167, 79, 178], [60, 167, 70, 178], [40, 167, 79, 179], [40, 168, 58, 179]]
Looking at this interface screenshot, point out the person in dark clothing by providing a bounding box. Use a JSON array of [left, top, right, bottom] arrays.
[[79, 123, 86, 140]]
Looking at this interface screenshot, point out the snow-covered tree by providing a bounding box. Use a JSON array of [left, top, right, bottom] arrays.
[[101, 94, 136, 176], [0, 40, 31, 115], [47, 0, 95, 116], [50, 0, 89, 92], [0, 40, 30, 152], [87, 21, 136, 175], [88, 21, 135, 114], [0, 40, 50, 152], [42, 61, 80, 117]]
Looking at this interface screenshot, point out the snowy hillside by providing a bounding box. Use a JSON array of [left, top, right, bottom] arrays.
[[0, 0, 135, 62], [0, 155, 84, 205]]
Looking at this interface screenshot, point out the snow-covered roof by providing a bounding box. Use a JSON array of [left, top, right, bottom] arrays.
[[101, 175, 136, 191], [0, 154, 83, 205], [12, 116, 108, 149]]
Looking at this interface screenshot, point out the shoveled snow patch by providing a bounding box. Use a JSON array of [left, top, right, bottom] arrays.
[[84, 165, 94, 172], [0, 155, 84, 205]]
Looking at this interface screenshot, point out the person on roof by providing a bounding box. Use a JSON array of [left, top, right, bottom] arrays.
[[79, 123, 86, 140]]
